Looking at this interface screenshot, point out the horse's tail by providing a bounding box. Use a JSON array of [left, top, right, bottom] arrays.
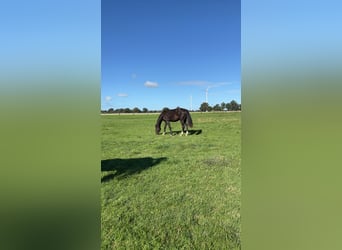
[[186, 110, 193, 128]]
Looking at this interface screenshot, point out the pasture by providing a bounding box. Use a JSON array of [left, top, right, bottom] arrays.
[[101, 112, 241, 249]]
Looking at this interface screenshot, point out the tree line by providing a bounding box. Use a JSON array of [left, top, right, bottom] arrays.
[[199, 100, 241, 112], [101, 100, 241, 114]]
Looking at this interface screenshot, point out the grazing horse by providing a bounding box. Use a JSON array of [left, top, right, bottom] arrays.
[[155, 107, 193, 136]]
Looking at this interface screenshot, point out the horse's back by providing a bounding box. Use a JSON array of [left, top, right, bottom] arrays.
[[159, 107, 192, 124]]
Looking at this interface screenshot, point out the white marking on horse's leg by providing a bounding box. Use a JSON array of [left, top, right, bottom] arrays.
[[186, 131, 188, 136], [180, 131, 183, 136], [162, 132, 165, 135]]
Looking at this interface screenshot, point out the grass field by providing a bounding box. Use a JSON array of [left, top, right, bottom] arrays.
[[101, 112, 241, 249]]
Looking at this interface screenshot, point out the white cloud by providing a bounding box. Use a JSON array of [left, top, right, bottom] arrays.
[[177, 80, 232, 87], [207, 82, 232, 90], [224, 89, 241, 94], [117, 93, 128, 97], [177, 80, 210, 86], [105, 96, 112, 102], [215, 82, 232, 86], [144, 81, 159, 88]]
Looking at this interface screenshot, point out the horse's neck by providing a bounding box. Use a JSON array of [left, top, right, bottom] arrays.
[[156, 114, 164, 127]]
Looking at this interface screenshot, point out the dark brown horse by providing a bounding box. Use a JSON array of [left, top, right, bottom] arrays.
[[155, 107, 193, 136]]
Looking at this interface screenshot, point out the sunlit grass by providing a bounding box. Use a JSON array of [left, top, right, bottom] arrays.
[[101, 112, 241, 249]]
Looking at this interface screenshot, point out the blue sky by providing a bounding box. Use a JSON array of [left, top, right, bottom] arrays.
[[101, 0, 240, 111]]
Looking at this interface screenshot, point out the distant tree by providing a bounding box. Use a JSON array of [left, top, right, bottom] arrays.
[[199, 102, 209, 112], [123, 108, 131, 113], [142, 107, 148, 113], [213, 104, 221, 111], [133, 107, 141, 113], [221, 102, 226, 111], [108, 108, 114, 113], [226, 102, 232, 111], [162, 107, 170, 112], [230, 100, 239, 111]]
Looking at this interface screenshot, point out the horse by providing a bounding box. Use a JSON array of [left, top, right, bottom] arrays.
[[155, 107, 193, 136]]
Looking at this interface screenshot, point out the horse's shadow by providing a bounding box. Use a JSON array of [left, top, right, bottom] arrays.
[[101, 157, 167, 182], [188, 129, 202, 135], [169, 129, 202, 135]]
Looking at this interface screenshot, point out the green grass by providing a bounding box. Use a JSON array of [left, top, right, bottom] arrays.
[[101, 112, 241, 249]]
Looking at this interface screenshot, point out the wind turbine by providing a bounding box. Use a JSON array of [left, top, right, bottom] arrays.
[[205, 82, 228, 103], [205, 86, 212, 112], [206, 86, 212, 104]]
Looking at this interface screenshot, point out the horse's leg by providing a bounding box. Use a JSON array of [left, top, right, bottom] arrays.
[[183, 122, 188, 136], [167, 121, 173, 136], [180, 121, 184, 136], [163, 122, 167, 135]]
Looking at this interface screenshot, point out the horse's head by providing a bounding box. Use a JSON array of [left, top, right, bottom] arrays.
[[155, 124, 161, 135]]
